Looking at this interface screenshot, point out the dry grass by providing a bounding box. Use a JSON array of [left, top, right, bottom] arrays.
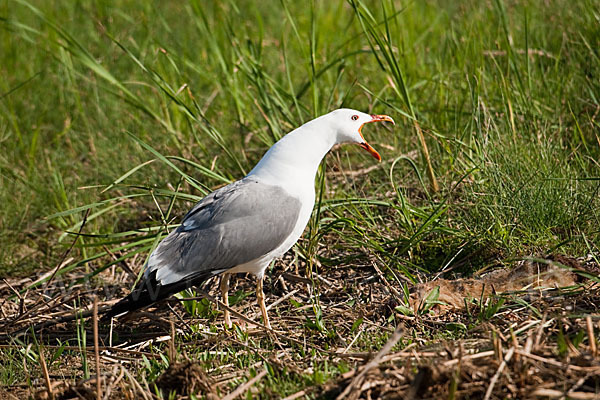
[[1, 252, 598, 399]]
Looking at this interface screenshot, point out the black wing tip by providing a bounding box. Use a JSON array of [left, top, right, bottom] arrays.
[[102, 270, 217, 322], [101, 271, 163, 321], [101, 291, 150, 321]]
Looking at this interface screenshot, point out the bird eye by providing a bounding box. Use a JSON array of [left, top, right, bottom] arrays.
[[351, 115, 359, 121]]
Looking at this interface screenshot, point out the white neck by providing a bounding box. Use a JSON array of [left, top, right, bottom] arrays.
[[247, 118, 336, 195]]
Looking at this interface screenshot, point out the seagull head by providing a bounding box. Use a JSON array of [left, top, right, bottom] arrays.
[[328, 108, 395, 162], [247, 108, 396, 187]]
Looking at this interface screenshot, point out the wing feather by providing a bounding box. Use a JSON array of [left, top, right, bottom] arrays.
[[145, 177, 302, 285]]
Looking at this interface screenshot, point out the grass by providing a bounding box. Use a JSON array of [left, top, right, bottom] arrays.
[[1, 0, 598, 277], [0, 0, 599, 398]]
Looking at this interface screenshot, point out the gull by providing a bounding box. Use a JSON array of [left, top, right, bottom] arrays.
[[105, 109, 394, 328]]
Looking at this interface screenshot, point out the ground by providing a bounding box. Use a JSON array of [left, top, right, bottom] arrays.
[[1, 253, 599, 398]]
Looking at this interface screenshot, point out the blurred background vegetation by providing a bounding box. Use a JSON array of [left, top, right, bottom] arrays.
[[0, 0, 598, 280]]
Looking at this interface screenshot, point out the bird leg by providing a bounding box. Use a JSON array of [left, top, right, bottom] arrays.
[[220, 274, 232, 328], [256, 277, 271, 329]]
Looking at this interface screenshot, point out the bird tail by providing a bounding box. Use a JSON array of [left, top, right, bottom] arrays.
[[102, 271, 215, 321], [102, 287, 159, 321]]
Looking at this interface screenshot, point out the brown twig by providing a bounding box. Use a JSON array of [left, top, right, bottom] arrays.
[[413, 120, 439, 193], [483, 346, 515, 400], [121, 367, 151, 400], [281, 389, 308, 400], [93, 296, 102, 400], [515, 349, 600, 372], [336, 324, 404, 399], [169, 319, 176, 363], [38, 345, 54, 400], [586, 316, 597, 357]]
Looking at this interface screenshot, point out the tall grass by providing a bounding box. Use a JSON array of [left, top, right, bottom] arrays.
[[0, 0, 598, 283]]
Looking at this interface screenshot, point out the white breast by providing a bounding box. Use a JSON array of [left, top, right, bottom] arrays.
[[227, 179, 316, 279]]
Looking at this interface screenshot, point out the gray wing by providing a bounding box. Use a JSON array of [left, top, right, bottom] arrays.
[[145, 177, 302, 285]]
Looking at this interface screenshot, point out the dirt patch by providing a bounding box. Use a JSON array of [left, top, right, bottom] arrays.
[[409, 255, 587, 312], [154, 361, 219, 399]]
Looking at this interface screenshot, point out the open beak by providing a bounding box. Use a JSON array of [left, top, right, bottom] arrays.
[[357, 114, 395, 162]]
